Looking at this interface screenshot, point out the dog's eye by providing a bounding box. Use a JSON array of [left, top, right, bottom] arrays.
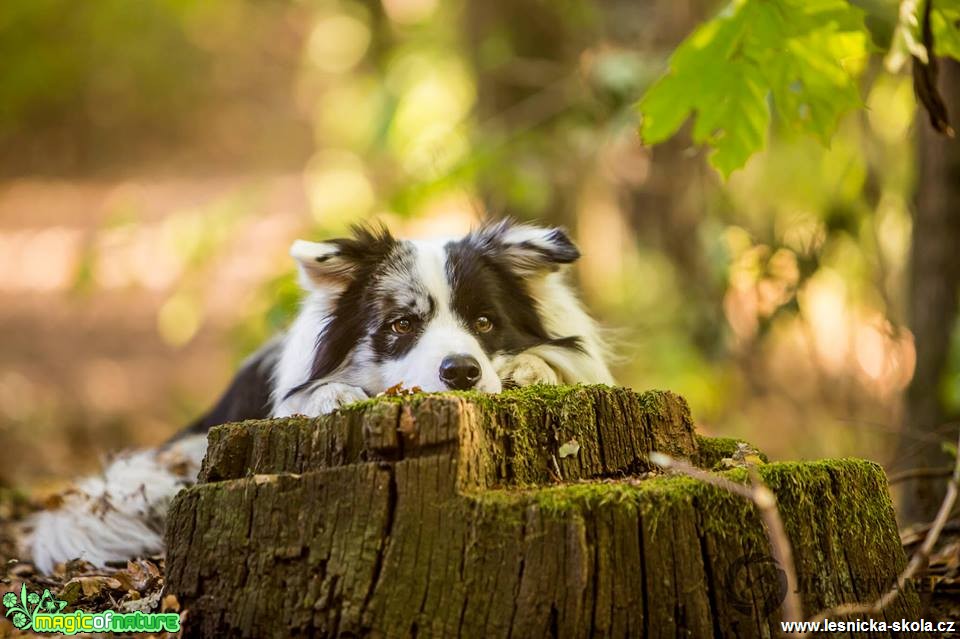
[[391, 318, 413, 335], [474, 316, 493, 333]]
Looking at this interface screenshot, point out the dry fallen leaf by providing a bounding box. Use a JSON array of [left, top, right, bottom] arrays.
[[113, 558, 161, 592], [378, 383, 425, 397], [382, 383, 404, 397], [60, 573, 127, 605], [77, 575, 124, 597], [42, 494, 65, 510], [162, 593, 181, 613]]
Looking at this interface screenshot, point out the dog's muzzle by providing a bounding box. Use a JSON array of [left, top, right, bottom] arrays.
[[439, 354, 482, 390]]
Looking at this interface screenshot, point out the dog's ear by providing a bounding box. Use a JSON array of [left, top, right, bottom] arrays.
[[290, 240, 354, 290], [290, 225, 397, 291], [477, 221, 580, 276]]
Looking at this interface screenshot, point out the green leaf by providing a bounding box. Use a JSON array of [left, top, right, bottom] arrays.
[[637, 0, 870, 177], [932, 4, 960, 59]]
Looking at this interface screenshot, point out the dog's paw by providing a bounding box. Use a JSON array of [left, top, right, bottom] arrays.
[[496, 353, 560, 387], [291, 382, 369, 416]]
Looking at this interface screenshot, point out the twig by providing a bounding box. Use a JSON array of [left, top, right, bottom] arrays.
[[886, 466, 955, 485], [748, 466, 802, 624], [550, 454, 564, 482], [900, 517, 960, 546], [649, 452, 752, 499], [799, 428, 960, 635], [649, 452, 803, 623]]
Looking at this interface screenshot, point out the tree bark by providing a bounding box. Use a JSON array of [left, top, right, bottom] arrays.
[[898, 59, 960, 525], [164, 386, 919, 638]]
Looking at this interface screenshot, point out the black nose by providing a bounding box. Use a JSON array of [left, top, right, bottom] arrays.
[[439, 354, 482, 390]]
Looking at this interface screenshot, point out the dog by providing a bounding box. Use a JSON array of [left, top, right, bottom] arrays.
[[22, 220, 613, 572]]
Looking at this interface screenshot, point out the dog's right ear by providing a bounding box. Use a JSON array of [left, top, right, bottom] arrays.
[[290, 225, 397, 291], [290, 240, 354, 290]]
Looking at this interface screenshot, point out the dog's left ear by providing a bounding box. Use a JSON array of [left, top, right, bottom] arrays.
[[479, 222, 581, 275]]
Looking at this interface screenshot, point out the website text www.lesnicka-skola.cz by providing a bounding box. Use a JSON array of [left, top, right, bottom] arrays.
[[781, 618, 956, 634]]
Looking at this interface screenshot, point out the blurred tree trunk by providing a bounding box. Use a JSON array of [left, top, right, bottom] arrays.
[[898, 59, 960, 525], [613, 1, 726, 358], [464, 0, 720, 342], [462, 0, 590, 229]]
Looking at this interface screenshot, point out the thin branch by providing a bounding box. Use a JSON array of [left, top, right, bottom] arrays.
[[900, 517, 960, 546], [800, 428, 960, 634], [886, 466, 955, 485], [649, 452, 803, 623], [748, 466, 802, 625], [649, 452, 753, 500]]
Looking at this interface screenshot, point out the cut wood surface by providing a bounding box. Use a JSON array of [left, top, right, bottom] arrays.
[[198, 386, 698, 487], [164, 385, 921, 638]]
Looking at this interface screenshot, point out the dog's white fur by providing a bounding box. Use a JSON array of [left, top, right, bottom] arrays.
[[23, 226, 612, 572], [21, 434, 207, 572]]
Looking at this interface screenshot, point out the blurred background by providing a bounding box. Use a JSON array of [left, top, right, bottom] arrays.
[[0, 0, 956, 519]]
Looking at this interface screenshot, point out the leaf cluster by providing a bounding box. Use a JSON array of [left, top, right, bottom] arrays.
[[638, 0, 875, 176]]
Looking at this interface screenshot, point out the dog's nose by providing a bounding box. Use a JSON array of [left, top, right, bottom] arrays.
[[439, 354, 482, 390]]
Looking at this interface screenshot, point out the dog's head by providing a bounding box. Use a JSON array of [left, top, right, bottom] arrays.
[[290, 221, 582, 393]]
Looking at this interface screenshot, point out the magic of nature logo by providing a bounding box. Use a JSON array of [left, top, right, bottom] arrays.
[[3, 584, 180, 634]]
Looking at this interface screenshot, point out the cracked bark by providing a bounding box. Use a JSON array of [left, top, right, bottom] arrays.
[[165, 386, 921, 638]]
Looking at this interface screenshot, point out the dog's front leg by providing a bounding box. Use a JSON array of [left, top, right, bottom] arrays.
[[495, 352, 561, 387], [274, 381, 369, 417]]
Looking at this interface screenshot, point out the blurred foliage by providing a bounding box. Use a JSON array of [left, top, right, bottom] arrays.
[[0, 0, 309, 174], [0, 0, 953, 488], [0, 0, 200, 129]]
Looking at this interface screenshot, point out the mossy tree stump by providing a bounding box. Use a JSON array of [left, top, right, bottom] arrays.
[[164, 386, 920, 638]]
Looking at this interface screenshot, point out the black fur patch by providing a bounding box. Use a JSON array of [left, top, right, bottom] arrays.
[[303, 225, 406, 388], [473, 220, 581, 271], [531, 228, 581, 263], [370, 293, 437, 361], [170, 338, 281, 440], [445, 229, 583, 356]]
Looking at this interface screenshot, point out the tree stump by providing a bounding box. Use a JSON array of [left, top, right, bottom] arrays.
[[164, 386, 920, 638]]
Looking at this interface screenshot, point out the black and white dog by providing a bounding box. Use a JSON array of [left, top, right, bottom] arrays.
[[23, 220, 613, 572]]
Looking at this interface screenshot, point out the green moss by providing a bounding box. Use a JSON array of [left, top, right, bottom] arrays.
[[635, 389, 670, 419], [527, 481, 648, 514], [693, 435, 769, 469], [338, 384, 623, 414], [765, 459, 897, 554], [471, 474, 710, 516], [465, 458, 897, 553]]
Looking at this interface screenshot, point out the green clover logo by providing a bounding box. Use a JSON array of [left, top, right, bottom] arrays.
[[2, 584, 68, 631], [38, 589, 67, 614]]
